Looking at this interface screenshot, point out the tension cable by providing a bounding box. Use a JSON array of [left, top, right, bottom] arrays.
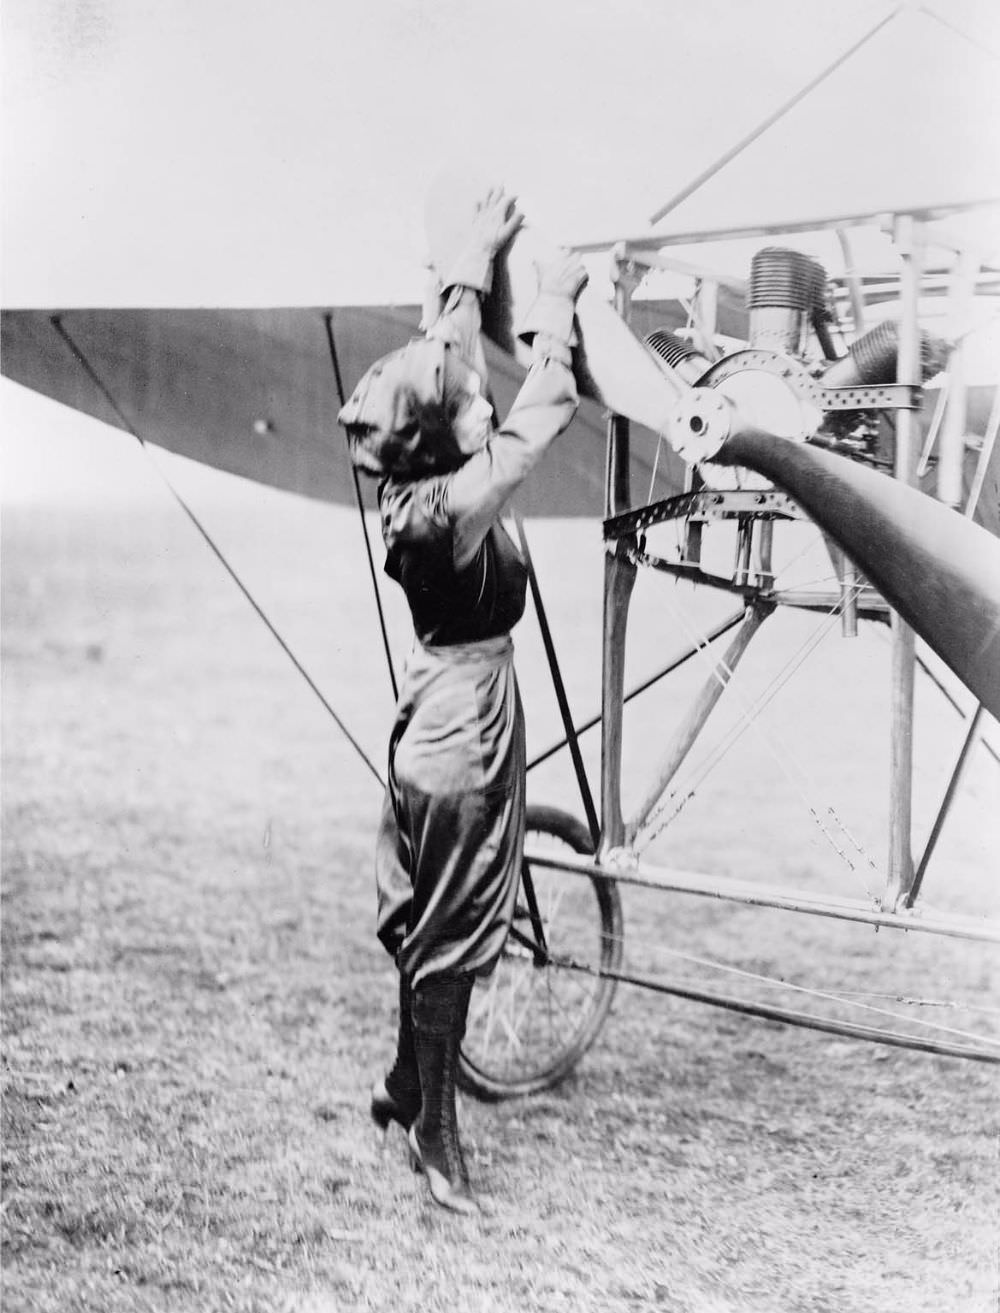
[[636, 561, 882, 894], [50, 314, 385, 790], [322, 312, 398, 702]]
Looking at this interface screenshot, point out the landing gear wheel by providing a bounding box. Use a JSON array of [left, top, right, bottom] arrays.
[[459, 805, 624, 1100]]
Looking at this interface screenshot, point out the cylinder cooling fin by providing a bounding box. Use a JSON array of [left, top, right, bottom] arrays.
[[746, 247, 830, 356], [644, 328, 712, 384], [823, 319, 951, 387], [748, 247, 820, 312]]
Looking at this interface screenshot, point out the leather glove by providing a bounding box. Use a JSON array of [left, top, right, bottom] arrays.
[[442, 187, 524, 294], [538, 251, 589, 301], [518, 251, 589, 347]]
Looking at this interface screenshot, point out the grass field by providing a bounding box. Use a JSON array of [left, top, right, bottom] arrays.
[[3, 442, 999, 1312]]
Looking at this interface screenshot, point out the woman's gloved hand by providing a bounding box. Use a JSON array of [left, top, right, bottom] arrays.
[[442, 187, 523, 294], [518, 249, 589, 352], [537, 250, 589, 303]]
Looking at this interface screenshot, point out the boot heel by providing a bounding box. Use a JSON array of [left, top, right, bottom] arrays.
[[410, 976, 480, 1215], [370, 1077, 419, 1133], [408, 1127, 424, 1174]]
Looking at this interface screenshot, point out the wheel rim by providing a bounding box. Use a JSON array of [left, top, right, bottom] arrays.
[[460, 815, 621, 1096]]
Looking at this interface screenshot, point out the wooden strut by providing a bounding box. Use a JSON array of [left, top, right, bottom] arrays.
[[599, 266, 641, 854], [514, 514, 601, 849], [885, 215, 922, 907], [522, 845, 1000, 947], [601, 464, 638, 852], [625, 603, 772, 845]]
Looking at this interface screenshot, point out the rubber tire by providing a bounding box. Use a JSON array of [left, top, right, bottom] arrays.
[[458, 805, 624, 1101]]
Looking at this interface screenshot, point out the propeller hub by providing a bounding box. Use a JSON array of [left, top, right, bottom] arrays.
[[667, 389, 733, 462]]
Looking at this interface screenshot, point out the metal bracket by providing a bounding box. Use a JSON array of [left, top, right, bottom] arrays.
[[696, 347, 823, 404], [605, 489, 801, 540], [820, 383, 924, 411]]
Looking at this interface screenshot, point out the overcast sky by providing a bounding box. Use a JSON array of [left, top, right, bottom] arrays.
[[3, 0, 999, 502], [3, 0, 998, 306]]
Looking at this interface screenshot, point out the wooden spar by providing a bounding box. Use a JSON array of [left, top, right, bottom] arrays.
[[625, 604, 770, 845], [599, 262, 640, 853], [522, 845, 1000, 946], [576, 199, 1000, 255], [600, 540, 636, 852], [886, 215, 921, 907]]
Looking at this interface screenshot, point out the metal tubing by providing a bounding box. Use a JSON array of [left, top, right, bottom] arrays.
[[938, 352, 968, 507], [523, 845, 1000, 946], [648, 5, 904, 225], [576, 199, 1000, 256], [886, 215, 921, 906], [965, 383, 1000, 520], [625, 604, 769, 843], [692, 278, 721, 361], [908, 704, 986, 906], [840, 559, 859, 639], [835, 227, 867, 334], [527, 609, 746, 771], [734, 515, 754, 587], [938, 248, 979, 506], [824, 535, 858, 638], [916, 377, 950, 478], [754, 519, 774, 591]]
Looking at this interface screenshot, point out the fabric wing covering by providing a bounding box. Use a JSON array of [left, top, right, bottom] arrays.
[[2, 300, 997, 532], [0, 302, 706, 517]]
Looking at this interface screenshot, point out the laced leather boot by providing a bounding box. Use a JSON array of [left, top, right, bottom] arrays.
[[408, 973, 478, 1215], [370, 971, 421, 1132]]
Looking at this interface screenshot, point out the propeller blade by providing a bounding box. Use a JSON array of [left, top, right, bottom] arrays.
[[717, 431, 1000, 718]]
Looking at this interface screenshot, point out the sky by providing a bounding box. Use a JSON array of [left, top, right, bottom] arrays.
[[2, 0, 999, 501], [3, 0, 999, 306]]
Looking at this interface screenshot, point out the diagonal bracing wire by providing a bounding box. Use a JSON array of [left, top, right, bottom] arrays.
[[50, 314, 386, 789], [617, 932, 1000, 1052], [648, 3, 905, 224], [642, 577, 878, 883], [918, 4, 1000, 61], [634, 560, 882, 893]]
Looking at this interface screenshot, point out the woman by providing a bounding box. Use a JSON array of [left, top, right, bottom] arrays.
[[338, 188, 587, 1214]]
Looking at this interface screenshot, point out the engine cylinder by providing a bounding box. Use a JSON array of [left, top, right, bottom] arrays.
[[823, 320, 950, 386], [747, 247, 826, 356], [644, 329, 712, 384]]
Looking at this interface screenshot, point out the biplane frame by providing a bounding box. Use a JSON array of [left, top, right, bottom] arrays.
[[457, 199, 1000, 1097]]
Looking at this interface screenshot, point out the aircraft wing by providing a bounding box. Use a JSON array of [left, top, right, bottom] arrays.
[[1, 303, 699, 517], [3, 299, 996, 533]]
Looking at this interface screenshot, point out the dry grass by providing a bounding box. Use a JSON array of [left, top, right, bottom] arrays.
[[3, 475, 998, 1313]]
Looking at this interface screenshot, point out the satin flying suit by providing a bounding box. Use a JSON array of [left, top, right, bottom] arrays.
[[374, 295, 579, 987]]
